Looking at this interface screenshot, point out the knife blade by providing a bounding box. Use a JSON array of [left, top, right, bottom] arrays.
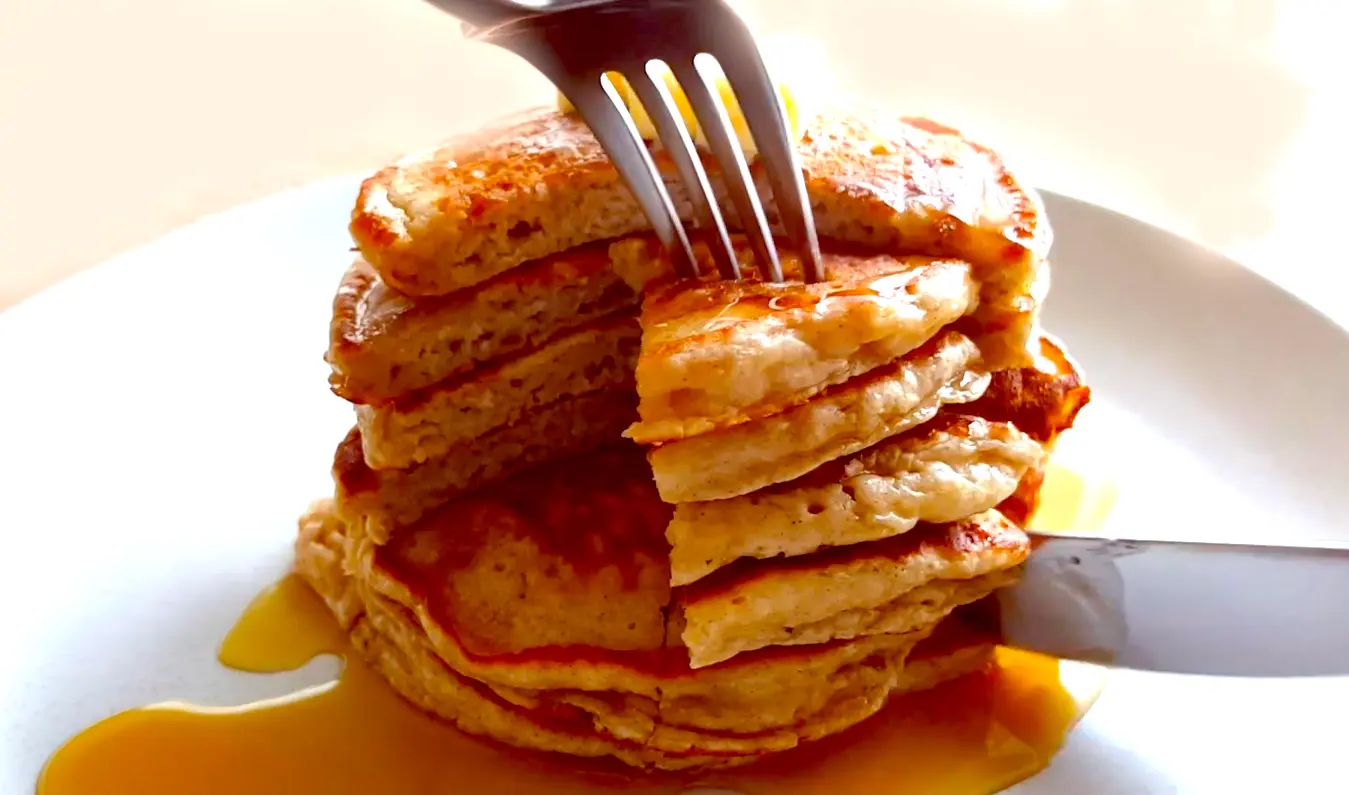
[[988, 534, 1349, 677]]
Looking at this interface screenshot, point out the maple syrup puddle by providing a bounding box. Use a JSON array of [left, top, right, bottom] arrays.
[[37, 463, 1114, 795]]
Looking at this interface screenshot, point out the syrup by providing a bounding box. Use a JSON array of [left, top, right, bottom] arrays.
[[1032, 463, 1119, 534], [37, 465, 1114, 795]]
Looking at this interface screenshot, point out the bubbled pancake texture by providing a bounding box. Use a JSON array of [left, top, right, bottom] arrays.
[[299, 106, 1089, 770]]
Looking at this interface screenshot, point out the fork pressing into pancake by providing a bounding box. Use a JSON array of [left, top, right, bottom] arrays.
[[422, 0, 823, 283]]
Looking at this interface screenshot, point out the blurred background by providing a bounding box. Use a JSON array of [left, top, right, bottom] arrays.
[[1, 0, 1344, 310]]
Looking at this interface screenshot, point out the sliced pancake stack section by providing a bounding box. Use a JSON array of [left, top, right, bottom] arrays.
[[296, 106, 1088, 771], [632, 253, 1083, 670]]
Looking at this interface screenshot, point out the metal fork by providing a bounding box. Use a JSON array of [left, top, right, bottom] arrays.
[[420, 0, 824, 283]]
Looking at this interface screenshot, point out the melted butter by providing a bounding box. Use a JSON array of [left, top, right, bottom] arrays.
[[39, 464, 1115, 795]]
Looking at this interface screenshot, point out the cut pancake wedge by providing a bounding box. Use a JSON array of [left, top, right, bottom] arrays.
[[667, 413, 1045, 586], [628, 243, 980, 444], [676, 510, 1029, 668], [649, 330, 989, 503]]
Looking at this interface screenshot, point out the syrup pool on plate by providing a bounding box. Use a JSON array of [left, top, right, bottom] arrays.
[[37, 462, 1115, 795]]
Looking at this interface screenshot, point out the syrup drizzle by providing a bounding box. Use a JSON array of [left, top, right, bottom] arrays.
[[1031, 463, 1118, 535], [37, 463, 1112, 795]]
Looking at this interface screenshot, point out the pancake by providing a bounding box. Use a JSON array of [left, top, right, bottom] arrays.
[[337, 566, 990, 768], [296, 485, 997, 769], [965, 332, 1090, 445], [667, 413, 1045, 586], [328, 241, 666, 404], [969, 254, 1051, 369], [998, 466, 1047, 529], [627, 241, 980, 445], [334, 390, 636, 545], [648, 330, 989, 503], [327, 445, 998, 711], [664, 340, 1086, 587], [367, 445, 673, 657], [356, 314, 642, 469], [351, 110, 1048, 320], [291, 96, 1093, 775], [675, 510, 1029, 668]]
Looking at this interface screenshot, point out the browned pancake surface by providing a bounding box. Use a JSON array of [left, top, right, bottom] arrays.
[[351, 108, 1048, 305], [375, 445, 673, 657], [295, 496, 997, 769]]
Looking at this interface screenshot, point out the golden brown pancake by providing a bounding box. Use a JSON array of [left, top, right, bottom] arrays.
[[351, 109, 1048, 313], [296, 462, 998, 769], [675, 510, 1029, 668], [356, 314, 641, 469], [667, 413, 1045, 586], [334, 390, 636, 544], [663, 339, 1086, 586], [367, 446, 673, 657], [647, 330, 989, 503], [327, 241, 666, 404], [323, 446, 1001, 704], [627, 242, 980, 445], [327, 564, 992, 769]]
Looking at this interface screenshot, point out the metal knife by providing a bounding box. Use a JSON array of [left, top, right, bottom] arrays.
[[986, 534, 1349, 677]]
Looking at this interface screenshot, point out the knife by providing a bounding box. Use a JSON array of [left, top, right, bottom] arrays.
[[986, 534, 1349, 677]]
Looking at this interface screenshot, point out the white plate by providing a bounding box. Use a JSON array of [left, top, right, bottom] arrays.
[[2, 178, 1346, 794]]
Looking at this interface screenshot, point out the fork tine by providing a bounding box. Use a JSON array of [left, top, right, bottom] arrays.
[[625, 65, 741, 281], [563, 76, 700, 278], [670, 59, 784, 283], [714, 46, 825, 284]]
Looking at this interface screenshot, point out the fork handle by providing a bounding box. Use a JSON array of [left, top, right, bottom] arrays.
[[419, 0, 535, 31], [422, 0, 612, 32]]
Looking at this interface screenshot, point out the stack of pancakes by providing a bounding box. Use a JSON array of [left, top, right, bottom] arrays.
[[295, 107, 1090, 770]]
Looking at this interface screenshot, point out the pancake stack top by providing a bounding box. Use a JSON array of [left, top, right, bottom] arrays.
[[296, 106, 1091, 771]]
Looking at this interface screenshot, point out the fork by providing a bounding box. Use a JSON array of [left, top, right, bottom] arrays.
[[420, 0, 824, 283]]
